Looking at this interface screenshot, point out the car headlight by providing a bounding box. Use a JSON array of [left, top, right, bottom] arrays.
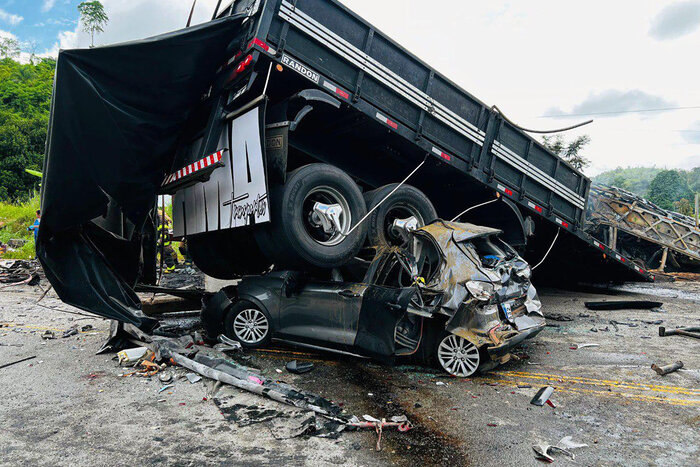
[[466, 281, 495, 301], [515, 266, 531, 280]]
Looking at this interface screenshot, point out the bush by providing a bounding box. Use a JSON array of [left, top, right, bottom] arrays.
[[0, 194, 40, 259]]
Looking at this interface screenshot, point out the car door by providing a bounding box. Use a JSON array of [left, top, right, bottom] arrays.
[[277, 281, 367, 348]]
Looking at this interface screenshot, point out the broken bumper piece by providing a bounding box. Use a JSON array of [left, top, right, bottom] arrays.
[[487, 322, 545, 358]]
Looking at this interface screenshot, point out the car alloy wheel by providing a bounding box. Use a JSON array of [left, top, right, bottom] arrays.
[[437, 334, 480, 377], [232, 308, 269, 344]]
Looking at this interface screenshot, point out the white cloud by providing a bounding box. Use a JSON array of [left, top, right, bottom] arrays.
[[545, 90, 676, 118], [0, 8, 23, 26], [57, 0, 220, 50], [649, 1, 700, 40], [42, 0, 57, 13]]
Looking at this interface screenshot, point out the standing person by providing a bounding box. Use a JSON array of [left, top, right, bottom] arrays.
[[157, 209, 177, 274], [27, 210, 41, 258]]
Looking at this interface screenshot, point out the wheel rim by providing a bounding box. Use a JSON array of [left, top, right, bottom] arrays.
[[384, 204, 424, 245], [232, 309, 269, 344], [437, 335, 480, 377], [303, 186, 352, 246]]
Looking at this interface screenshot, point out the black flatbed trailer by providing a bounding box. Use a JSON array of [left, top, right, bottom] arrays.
[[201, 0, 651, 283]]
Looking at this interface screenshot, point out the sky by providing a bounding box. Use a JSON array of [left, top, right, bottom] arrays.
[[1, 0, 699, 175]]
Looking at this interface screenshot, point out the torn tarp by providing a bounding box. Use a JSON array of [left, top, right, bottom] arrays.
[[38, 15, 247, 327]]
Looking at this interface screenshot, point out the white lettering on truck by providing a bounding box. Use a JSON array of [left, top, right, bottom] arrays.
[[281, 54, 320, 83]]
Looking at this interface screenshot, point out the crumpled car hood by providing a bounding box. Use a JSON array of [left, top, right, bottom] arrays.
[[409, 220, 544, 357]]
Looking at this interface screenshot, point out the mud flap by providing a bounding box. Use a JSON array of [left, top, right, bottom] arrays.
[[353, 286, 415, 362], [173, 104, 270, 237]]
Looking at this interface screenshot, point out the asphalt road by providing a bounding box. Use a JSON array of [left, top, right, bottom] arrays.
[[1, 279, 699, 466]]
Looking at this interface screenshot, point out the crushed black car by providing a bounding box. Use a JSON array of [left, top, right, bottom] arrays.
[[203, 220, 545, 377]]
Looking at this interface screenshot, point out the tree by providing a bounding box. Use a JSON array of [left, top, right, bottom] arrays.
[[612, 174, 630, 191], [0, 37, 20, 59], [0, 58, 55, 200], [674, 198, 693, 216], [647, 170, 693, 211], [541, 134, 591, 171], [78, 1, 109, 48]]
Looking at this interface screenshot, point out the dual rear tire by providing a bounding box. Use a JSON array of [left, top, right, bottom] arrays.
[[190, 162, 438, 274]]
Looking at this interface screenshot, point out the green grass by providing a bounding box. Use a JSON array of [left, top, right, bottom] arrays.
[[0, 194, 40, 259]]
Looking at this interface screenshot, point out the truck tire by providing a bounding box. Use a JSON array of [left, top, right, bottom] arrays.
[[363, 184, 437, 247], [255, 163, 368, 269]]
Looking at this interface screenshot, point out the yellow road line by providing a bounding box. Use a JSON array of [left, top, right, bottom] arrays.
[[498, 370, 700, 396], [481, 377, 700, 407]]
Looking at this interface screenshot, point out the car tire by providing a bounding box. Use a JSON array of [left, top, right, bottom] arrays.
[[434, 331, 481, 377], [255, 163, 368, 269], [224, 300, 273, 349], [363, 184, 437, 247]]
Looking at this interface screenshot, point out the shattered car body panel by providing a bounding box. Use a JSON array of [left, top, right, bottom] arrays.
[[206, 220, 545, 376], [409, 221, 545, 362]]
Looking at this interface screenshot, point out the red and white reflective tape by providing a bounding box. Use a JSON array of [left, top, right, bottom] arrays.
[[496, 184, 513, 197], [634, 265, 644, 273], [431, 147, 452, 162], [555, 217, 569, 229], [162, 150, 224, 186], [593, 240, 605, 250], [615, 254, 626, 263], [322, 80, 349, 100], [527, 201, 543, 214], [376, 112, 398, 129], [248, 38, 276, 55]]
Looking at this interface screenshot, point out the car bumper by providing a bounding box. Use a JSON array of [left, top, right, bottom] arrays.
[[486, 322, 545, 358]]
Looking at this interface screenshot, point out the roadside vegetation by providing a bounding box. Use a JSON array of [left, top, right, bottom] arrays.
[[594, 167, 700, 215], [0, 194, 40, 259]]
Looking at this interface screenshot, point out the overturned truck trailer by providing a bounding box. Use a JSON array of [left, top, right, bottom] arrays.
[[587, 185, 700, 272], [39, 0, 652, 327]]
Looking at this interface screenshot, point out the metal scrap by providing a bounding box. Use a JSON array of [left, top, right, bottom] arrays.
[[585, 300, 663, 311], [532, 436, 588, 462], [0, 355, 36, 369], [531, 386, 555, 406], [659, 326, 700, 339], [651, 361, 684, 376]]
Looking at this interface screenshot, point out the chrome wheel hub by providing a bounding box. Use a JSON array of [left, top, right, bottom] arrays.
[[437, 334, 480, 377], [233, 309, 269, 344]]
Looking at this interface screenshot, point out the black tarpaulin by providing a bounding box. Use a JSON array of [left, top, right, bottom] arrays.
[[38, 16, 245, 327]]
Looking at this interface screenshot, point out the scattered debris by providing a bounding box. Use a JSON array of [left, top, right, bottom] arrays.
[[651, 361, 684, 376], [81, 324, 94, 332], [158, 372, 173, 383], [213, 334, 242, 353], [41, 330, 55, 340], [62, 326, 78, 338], [158, 384, 174, 393], [286, 360, 314, 374], [531, 386, 555, 407], [570, 343, 599, 350], [214, 399, 283, 427], [0, 259, 41, 287], [585, 300, 663, 311], [117, 347, 149, 365], [347, 415, 412, 451], [532, 436, 588, 462], [0, 355, 36, 369], [659, 326, 700, 340], [544, 313, 573, 322], [186, 372, 202, 384]]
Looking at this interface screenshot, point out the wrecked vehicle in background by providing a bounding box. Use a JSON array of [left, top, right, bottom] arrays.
[[203, 220, 545, 377]]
